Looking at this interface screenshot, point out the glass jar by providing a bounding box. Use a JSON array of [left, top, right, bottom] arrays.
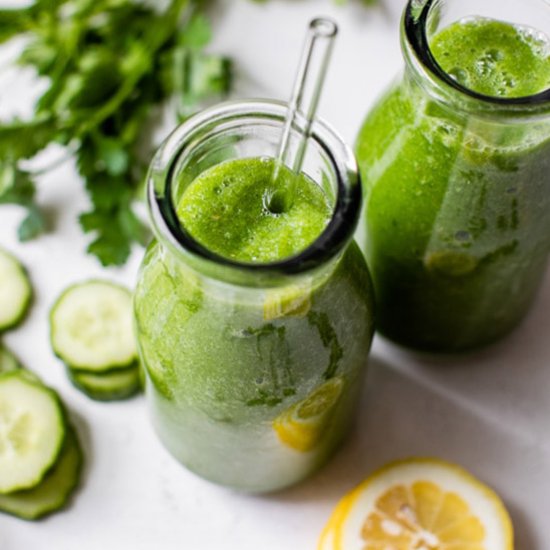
[[134, 100, 375, 492], [356, 0, 550, 352]]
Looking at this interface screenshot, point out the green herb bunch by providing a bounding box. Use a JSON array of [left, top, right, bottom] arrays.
[[0, 0, 232, 266]]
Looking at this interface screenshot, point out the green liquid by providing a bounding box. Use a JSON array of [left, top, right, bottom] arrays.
[[432, 18, 550, 98], [177, 158, 331, 263], [356, 18, 550, 351], [135, 157, 374, 491]]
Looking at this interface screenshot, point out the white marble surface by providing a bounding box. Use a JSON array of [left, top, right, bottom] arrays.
[[1, 0, 549, 548]]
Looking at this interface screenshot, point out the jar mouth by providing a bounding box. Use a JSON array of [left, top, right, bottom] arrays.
[[404, 0, 550, 110], [148, 100, 361, 285]]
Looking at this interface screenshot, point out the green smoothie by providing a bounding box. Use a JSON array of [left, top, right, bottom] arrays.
[[356, 18, 550, 351], [432, 19, 550, 98], [134, 157, 374, 491], [177, 157, 331, 263]]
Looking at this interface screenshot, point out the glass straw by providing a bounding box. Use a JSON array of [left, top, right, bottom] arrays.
[[268, 18, 338, 212]]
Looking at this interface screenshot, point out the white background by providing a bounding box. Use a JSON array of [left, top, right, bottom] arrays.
[[1, 0, 549, 548]]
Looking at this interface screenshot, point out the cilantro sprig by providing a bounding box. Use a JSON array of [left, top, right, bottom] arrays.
[[0, 0, 232, 266]]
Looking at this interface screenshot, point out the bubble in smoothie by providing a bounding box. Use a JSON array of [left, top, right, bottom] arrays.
[[431, 17, 550, 98]]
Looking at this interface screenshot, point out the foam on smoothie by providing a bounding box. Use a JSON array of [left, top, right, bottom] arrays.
[[177, 157, 332, 263], [431, 18, 550, 98]]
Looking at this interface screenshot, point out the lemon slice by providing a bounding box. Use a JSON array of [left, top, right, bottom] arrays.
[[263, 284, 311, 320], [424, 250, 478, 277], [318, 491, 357, 550], [325, 458, 513, 550], [273, 377, 343, 452], [319, 524, 336, 550]]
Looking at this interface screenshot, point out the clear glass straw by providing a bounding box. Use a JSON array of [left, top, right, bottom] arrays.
[[268, 18, 338, 211]]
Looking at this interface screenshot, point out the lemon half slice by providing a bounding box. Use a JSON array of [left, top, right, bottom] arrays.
[[318, 491, 357, 550], [324, 458, 513, 549], [273, 377, 343, 452]]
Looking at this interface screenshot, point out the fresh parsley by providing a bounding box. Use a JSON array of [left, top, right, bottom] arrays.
[[0, 0, 232, 266], [0, 0, 374, 266]]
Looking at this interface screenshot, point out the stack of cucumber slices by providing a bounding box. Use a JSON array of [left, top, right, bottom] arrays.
[[1, 250, 142, 522], [0, 369, 83, 520], [50, 280, 141, 402], [0, 248, 83, 520]]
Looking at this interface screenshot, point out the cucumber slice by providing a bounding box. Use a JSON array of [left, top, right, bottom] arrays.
[[0, 345, 21, 373], [0, 425, 82, 520], [50, 280, 137, 373], [67, 364, 141, 402], [0, 372, 65, 493], [0, 347, 40, 384], [0, 248, 32, 332]]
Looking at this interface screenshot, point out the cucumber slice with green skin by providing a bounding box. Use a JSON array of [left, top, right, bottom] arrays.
[[0, 345, 21, 373], [50, 280, 137, 373], [0, 347, 40, 383], [0, 248, 32, 333], [67, 364, 141, 402], [0, 425, 82, 520], [0, 372, 66, 493]]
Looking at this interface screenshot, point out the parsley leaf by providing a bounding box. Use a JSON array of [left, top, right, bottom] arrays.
[[0, 119, 57, 161]]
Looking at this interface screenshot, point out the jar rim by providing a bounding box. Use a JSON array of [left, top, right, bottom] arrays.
[[147, 99, 361, 286], [404, 0, 550, 111]]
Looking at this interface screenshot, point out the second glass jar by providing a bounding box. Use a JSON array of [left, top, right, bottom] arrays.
[[356, 0, 550, 352]]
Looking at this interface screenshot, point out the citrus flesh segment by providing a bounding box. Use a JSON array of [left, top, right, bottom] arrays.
[[328, 458, 512, 550], [273, 377, 343, 452]]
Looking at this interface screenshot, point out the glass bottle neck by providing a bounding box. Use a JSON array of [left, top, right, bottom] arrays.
[[148, 100, 361, 288], [402, 0, 550, 119]]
